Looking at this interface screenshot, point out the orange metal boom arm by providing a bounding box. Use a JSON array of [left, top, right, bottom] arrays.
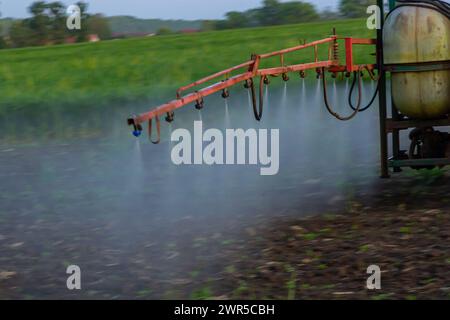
[[127, 34, 377, 138]]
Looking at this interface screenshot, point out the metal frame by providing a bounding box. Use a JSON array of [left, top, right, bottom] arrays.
[[377, 0, 390, 177], [377, 0, 450, 177], [129, 36, 376, 128]]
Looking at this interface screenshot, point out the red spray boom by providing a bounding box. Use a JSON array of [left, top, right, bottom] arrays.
[[127, 30, 378, 143]]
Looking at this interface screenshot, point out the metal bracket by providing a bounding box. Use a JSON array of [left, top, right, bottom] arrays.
[[384, 60, 450, 72]]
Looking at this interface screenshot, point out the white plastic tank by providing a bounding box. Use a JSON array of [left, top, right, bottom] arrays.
[[383, 4, 450, 119]]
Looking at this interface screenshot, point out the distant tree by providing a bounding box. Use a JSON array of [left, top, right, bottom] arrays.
[[200, 20, 219, 31], [224, 11, 248, 29], [7, 0, 111, 47], [76, 1, 89, 19], [28, 1, 50, 45], [243, 9, 262, 28], [0, 37, 6, 49], [86, 14, 111, 40], [257, 0, 282, 26], [277, 2, 319, 24], [0, 9, 7, 49], [47, 1, 66, 43], [320, 7, 340, 20], [339, 0, 376, 18], [211, 20, 229, 30], [156, 27, 173, 36], [9, 20, 33, 47], [212, 0, 320, 30]]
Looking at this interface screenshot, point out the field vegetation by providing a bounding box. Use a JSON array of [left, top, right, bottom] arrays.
[[0, 18, 375, 112]]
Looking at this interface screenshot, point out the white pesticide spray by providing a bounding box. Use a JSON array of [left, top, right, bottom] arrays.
[[315, 78, 321, 99], [125, 138, 145, 194], [224, 99, 231, 127], [361, 80, 366, 103], [247, 90, 253, 117], [300, 78, 306, 109], [168, 123, 174, 146], [281, 82, 288, 107], [0, 80, 385, 300], [333, 79, 338, 108]]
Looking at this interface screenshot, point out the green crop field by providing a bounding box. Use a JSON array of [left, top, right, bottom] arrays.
[[0, 18, 375, 113]]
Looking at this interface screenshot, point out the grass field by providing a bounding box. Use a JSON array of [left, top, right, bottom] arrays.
[[0, 18, 375, 113]]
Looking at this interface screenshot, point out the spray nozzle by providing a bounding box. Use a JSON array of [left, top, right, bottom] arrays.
[[132, 129, 142, 137], [316, 70, 322, 79], [195, 98, 204, 110], [282, 73, 290, 82], [243, 79, 252, 89], [132, 123, 143, 137], [299, 71, 306, 78], [263, 76, 270, 85], [128, 117, 143, 138], [165, 111, 175, 123], [345, 72, 351, 78], [331, 72, 337, 79], [221, 89, 230, 99]]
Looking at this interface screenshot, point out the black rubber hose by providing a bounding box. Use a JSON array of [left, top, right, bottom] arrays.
[[348, 75, 379, 112], [323, 68, 363, 121], [249, 76, 264, 121]]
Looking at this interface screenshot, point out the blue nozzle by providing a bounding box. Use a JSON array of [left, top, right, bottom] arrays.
[[132, 130, 142, 137], [128, 117, 143, 138]]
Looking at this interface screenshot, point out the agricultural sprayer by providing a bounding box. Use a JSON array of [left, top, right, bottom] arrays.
[[128, 0, 450, 177]]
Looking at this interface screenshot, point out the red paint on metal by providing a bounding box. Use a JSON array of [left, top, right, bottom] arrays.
[[258, 61, 334, 76], [176, 60, 255, 98], [135, 72, 254, 124], [129, 35, 377, 127], [345, 38, 354, 72], [259, 37, 336, 59]]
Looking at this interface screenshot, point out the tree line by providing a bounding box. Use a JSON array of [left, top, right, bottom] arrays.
[[202, 0, 376, 31], [0, 0, 375, 49], [1, 1, 111, 48]]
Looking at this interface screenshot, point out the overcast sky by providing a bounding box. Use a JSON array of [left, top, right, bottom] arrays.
[[1, 0, 340, 19]]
